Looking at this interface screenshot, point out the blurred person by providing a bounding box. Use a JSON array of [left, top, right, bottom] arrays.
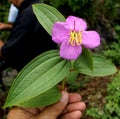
[[0, 4, 18, 61], [0, 0, 57, 72]]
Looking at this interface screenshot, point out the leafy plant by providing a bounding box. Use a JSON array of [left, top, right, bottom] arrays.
[[3, 3, 117, 109], [102, 24, 120, 65], [86, 71, 120, 119], [0, 1, 11, 41]]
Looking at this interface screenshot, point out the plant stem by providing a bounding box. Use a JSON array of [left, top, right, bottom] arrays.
[[62, 78, 66, 91]]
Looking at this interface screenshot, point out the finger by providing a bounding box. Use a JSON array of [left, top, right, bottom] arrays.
[[65, 102, 86, 113], [35, 91, 69, 119], [69, 93, 82, 103], [59, 110, 82, 119]]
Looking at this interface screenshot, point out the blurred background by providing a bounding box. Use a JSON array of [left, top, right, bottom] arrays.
[[0, 0, 120, 119]]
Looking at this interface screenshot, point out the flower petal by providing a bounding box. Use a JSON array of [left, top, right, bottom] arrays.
[[82, 31, 100, 49], [66, 16, 87, 31], [52, 22, 69, 44], [60, 40, 82, 60]]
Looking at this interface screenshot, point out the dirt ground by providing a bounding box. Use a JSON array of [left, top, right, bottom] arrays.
[[80, 76, 111, 119], [0, 69, 113, 119]]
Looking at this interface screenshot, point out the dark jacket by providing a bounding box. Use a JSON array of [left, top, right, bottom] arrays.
[[1, 0, 56, 71]]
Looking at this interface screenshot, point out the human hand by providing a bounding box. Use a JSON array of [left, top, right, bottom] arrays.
[[0, 22, 12, 30], [7, 91, 86, 119], [0, 40, 4, 48], [0, 22, 5, 30]]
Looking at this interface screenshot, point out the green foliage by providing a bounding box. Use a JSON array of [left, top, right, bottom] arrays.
[[102, 42, 120, 66], [86, 71, 120, 119], [0, 0, 9, 21], [33, 4, 116, 76], [74, 53, 117, 77], [3, 3, 117, 108], [43, 0, 120, 64], [43, 0, 120, 28], [87, 107, 105, 119], [32, 3, 65, 35], [76, 48, 93, 71], [105, 71, 120, 118], [33, 3, 117, 77], [102, 24, 120, 66], [3, 50, 71, 108], [67, 75, 89, 92], [0, 1, 11, 41]]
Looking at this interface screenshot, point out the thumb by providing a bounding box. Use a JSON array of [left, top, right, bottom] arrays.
[[35, 91, 69, 119]]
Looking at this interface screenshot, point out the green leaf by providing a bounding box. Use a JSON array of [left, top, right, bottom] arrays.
[[74, 48, 93, 71], [32, 3, 65, 35], [74, 54, 117, 77], [13, 86, 61, 108], [3, 50, 71, 108]]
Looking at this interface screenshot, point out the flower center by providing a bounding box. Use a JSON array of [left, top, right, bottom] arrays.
[[69, 30, 82, 46]]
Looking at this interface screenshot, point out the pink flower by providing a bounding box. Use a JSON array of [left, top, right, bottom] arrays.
[[52, 16, 100, 60]]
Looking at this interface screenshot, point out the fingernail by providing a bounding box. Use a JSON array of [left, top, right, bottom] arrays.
[[60, 91, 69, 104]]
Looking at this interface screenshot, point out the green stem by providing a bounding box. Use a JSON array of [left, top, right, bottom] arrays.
[[62, 78, 66, 91]]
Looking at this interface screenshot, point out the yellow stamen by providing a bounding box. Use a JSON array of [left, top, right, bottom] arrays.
[[69, 31, 82, 46]]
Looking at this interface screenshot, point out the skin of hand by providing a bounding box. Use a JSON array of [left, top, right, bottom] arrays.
[[7, 91, 86, 119], [0, 40, 4, 48], [0, 22, 13, 30], [0, 22, 5, 30], [0, 40, 4, 58]]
